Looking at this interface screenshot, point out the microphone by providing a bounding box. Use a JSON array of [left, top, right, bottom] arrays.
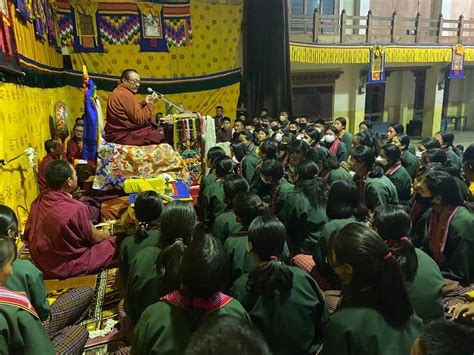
[[147, 87, 162, 97]]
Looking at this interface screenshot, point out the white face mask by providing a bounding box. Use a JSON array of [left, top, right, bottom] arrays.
[[416, 151, 423, 158], [376, 156, 388, 166], [323, 135, 336, 144], [275, 133, 283, 142]]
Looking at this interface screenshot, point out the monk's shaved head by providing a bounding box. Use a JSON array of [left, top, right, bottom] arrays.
[[45, 160, 74, 190], [121, 69, 139, 81]]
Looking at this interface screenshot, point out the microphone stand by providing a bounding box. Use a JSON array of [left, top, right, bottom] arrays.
[[150, 89, 192, 114]]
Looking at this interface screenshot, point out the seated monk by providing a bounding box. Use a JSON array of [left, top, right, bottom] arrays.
[[37, 139, 63, 194], [105, 69, 164, 146], [24, 159, 118, 279], [66, 123, 83, 163]]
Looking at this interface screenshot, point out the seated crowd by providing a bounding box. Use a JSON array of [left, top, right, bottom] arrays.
[[0, 109, 474, 354]]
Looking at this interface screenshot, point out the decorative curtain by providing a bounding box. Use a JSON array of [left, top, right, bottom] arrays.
[[244, 0, 293, 118]]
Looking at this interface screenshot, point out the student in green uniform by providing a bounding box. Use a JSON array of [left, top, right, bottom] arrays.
[[306, 147, 352, 186], [417, 137, 441, 159], [378, 143, 413, 204], [373, 205, 444, 324], [392, 134, 418, 179], [197, 147, 226, 219], [276, 132, 295, 179], [386, 123, 416, 154], [463, 144, 474, 200], [418, 170, 474, 285], [259, 159, 293, 215], [132, 235, 251, 355], [321, 126, 348, 162], [350, 145, 399, 211], [203, 155, 234, 227], [278, 160, 328, 254], [210, 175, 248, 243], [0, 235, 56, 354], [231, 140, 248, 176], [411, 320, 474, 355], [321, 223, 423, 355], [119, 191, 163, 287], [313, 180, 368, 289], [334, 116, 353, 149], [249, 140, 278, 199], [125, 201, 196, 324], [185, 315, 271, 355], [435, 131, 462, 171], [353, 128, 382, 156], [240, 130, 260, 183], [288, 140, 310, 182], [231, 216, 329, 354], [225, 193, 290, 281], [421, 148, 469, 201], [0, 205, 91, 354]]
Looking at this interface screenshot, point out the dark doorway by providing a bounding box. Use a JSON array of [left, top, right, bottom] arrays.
[[293, 85, 334, 119], [364, 84, 385, 121]]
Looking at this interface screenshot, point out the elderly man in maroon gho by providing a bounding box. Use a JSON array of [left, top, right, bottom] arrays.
[[105, 69, 164, 146]]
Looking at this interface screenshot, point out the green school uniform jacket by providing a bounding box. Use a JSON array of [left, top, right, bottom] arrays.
[[278, 189, 328, 254], [312, 217, 360, 289], [362, 175, 399, 211], [274, 179, 294, 215], [242, 154, 261, 183], [203, 179, 228, 226], [198, 173, 216, 208], [335, 141, 349, 162], [408, 142, 416, 155], [5, 260, 50, 321], [0, 294, 55, 354], [327, 167, 353, 186], [132, 292, 251, 355], [231, 266, 330, 355], [124, 246, 169, 324], [423, 206, 474, 285], [321, 289, 423, 355], [454, 176, 469, 201], [401, 150, 418, 179], [340, 131, 353, 149], [386, 164, 412, 204], [209, 210, 241, 243], [406, 249, 445, 324], [224, 232, 290, 281], [118, 229, 160, 287], [445, 146, 462, 171]]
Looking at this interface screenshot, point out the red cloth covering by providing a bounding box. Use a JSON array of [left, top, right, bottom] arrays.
[[105, 83, 164, 146], [216, 127, 232, 143], [66, 137, 82, 163], [24, 190, 118, 280], [37, 155, 55, 194]]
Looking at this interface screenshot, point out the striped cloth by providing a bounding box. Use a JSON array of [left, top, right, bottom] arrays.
[[43, 286, 94, 354], [291, 254, 331, 291], [442, 279, 474, 309]]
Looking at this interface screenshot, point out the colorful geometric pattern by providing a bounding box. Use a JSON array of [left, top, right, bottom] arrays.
[[58, 12, 74, 47], [164, 18, 192, 48], [98, 15, 140, 46]]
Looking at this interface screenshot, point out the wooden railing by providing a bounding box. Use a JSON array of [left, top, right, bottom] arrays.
[[289, 9, 474, 44]]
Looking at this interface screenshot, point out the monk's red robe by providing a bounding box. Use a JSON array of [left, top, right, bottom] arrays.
[[24, 190, 118, 279], [66, 137, 82, 163], [105, 83, 163, 146], [37, 155, 55, 194]]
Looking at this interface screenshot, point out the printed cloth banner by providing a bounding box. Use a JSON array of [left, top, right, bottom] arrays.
[[82, 66, 100, 161], [70, 0, 103, 52], [368, 45, 386, 84], [15, 0, 32, 21], [137, 2, 168, 52], [0, 6, 13, 59], [98, 15, 140, 45], [448, 45, 464, 79]]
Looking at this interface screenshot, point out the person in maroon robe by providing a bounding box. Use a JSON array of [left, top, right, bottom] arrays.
[[37, 139, 63, 194], [25, 160, 118, 279], [66, 123, 83, 163], [105, 69, 164, 146], [216, 117, 233, 143]]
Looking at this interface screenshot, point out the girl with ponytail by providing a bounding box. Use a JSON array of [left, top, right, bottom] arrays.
[[231, 216, 329, 355], [435, 131, 462, 171], [373, 205, 444, 324], [321, 223, 423, 355], [259, 159, 293, 215], [119, 190, 163, 286], [133, 235, 250, 355], [225, 193, 290, 281], [349, 145, 399, 211], [249, 141, 279, 201], [125, 201, 196, 324], [203, 155, 235, 227], [278, 159, 328, 254]]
